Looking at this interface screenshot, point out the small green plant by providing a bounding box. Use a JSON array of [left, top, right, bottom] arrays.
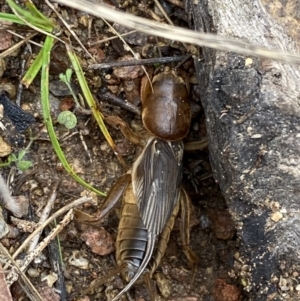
[[59, 69, 82, 111], [59, 69, 91, 115], [57, 110, 77, 129], [59, 68, 72, 84], [59, 69, 78, 104], [0, 150, 33, 171]]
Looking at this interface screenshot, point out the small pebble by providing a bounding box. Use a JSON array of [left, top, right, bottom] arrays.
[[28, 268, 40, 278], [80, 225, 115, 256], [68, 251, 89, 269], [271, 212, 283, 222]]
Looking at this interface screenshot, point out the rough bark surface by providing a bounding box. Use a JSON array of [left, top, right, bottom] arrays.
[[189, 0, 300, 300]]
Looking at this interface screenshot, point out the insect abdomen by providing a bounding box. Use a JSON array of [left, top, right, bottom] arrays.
[[116, 192, 148, 282]]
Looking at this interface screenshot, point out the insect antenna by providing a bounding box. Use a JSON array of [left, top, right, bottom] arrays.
[[77, 262, 127, 298]]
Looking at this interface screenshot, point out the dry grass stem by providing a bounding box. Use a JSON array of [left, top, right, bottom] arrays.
[[27, 183, 59, 253], [6, 30, 42, 47], [54, 0, 300, 65], [16, 209, 74, 276], [0, 33, 37, 59], [0, 243, 44, 301], [45, 0, 96, 62], [88, 30, 137, 46], [11, 196, 92, 260], [154, 0, 173, 25]]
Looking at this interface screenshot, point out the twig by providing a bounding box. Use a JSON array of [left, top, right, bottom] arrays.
[[138, 3, 162, 22], [79, 129, 93, 163], [164, 0, 184, 9], [11, 196, 92, 261], [0, 33, 37, 59], [153, 0, 189, 51], [88, 30, 137, 46], [10, 216, 39, 233], [6, 30, 42, 47], [6, 210, 74, 287], [90, 55, 189, 69], [99, 91, 141, 116], [27, 183, 59, 253], [0, 243, 44, 301], [175, 54, 192, 69], [154, 0, 173, 25]]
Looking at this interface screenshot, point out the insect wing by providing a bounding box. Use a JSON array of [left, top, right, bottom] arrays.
[[132, 137, 184, 235]]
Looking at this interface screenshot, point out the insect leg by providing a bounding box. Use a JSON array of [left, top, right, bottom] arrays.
[[179, 188, 199, 269], [105, 115, 145, 146], [74, 173, 131, 223], [78, 262, 127, 298], [143, 272, 157, 301]]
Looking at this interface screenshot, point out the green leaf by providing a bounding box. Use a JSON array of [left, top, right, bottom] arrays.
[[57, 111, 77, 129], [17, 149, 27, 161], [65, 69, 73, 82], [6, 0, 55, 32], [21, 48, 44, 88], [9, 153, 17, 162], [0, 153, 16, 167], [0, 12, 26, 25], [25, 1, 55, 26], [16, 160, 33, 171], [59, 73, 67, 83]]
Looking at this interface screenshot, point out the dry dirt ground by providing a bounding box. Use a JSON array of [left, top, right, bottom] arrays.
[[0, 1, 243, 300]]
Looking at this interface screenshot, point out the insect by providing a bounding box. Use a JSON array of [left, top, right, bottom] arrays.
[[76, 68, 198, 300]]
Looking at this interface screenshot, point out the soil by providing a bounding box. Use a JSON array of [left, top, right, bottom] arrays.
[[0, 1, 243, 300]]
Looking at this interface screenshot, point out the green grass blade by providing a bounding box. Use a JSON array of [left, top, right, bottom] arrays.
[[41, 36, 105, 196], [6, 0, 54, 32], [21, 46, 44, 88], [66, 43, 128, 170], [0, 12, 26, 25], [25, 0, 55, 26]]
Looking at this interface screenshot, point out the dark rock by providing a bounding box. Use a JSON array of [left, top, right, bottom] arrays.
[[189, 0, 300, 300], [0, 92, 35, 132]]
